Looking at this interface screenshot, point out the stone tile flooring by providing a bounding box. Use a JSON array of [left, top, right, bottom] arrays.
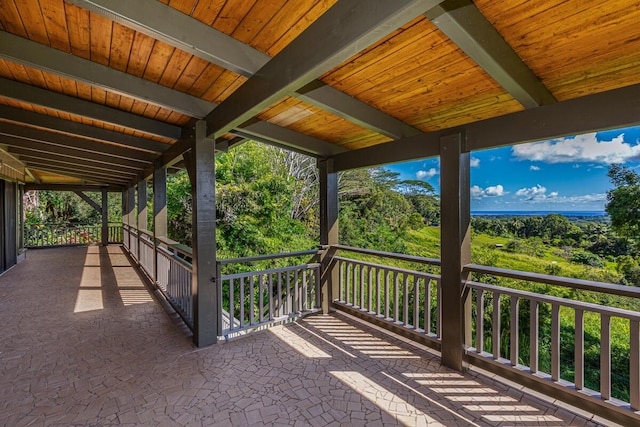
[[0, 246, 608, 426]]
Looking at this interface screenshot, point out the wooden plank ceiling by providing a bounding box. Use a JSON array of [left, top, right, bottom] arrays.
[[0, 0, 638, 186]]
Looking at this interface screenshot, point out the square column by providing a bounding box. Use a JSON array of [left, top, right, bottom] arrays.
[[318, 158, 339, 313], [101, 188, 108, 246], [439, 132, 472, 371], [137, 179, 148, 231], [188, 120, 219, 347]]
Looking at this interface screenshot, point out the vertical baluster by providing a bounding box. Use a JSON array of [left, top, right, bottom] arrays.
[[277, 272, 282, 317], [368, 266, 373, 313], [286, 270, 292, 315], [268, 274, 274, 321], [249, 276, 255, 325], [425, 278, 432, 335], [476, 289, 484, 353], [575, 309, 584, 390], [229, 278, 235, 331], [530, 300, 539, 373], [436, 279, 442, 338], [630, 319, 640, 411], [339, 260, 344, 302], [302, 269, 308, 311], [376, 267, 381, 316], [551, 304, 560, 381], [384, 269, 390, 320], [352, 263, 358, 307], [492, 292, 501, 360], [360, 264, 365, 310], [403, 274, 409, 326], [510, 296, 519, 366], [413, 276, 420, 331], [259, 275, 265, 323], [239, 277, 245, 328], [293, 270, 302, 313], [394, 272, 400, 323], [315, 266, 321, 308], [601, 314, 611, 401]]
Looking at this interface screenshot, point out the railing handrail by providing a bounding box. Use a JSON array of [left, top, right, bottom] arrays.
[[332, 244, 441, 266], [465, 263, 640, 299], [468, 280, 640, 321], [218, 249, 320, 265], [334, 256, 440, 280], [155, 236, 193, 258], [221, 262, 320, 280], [156, 244, 193, 269]]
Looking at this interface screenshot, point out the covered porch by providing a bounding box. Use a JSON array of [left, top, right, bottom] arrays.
[[0, 246, 598, 426]]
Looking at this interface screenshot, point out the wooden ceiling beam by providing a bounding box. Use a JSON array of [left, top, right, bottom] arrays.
[[203, 0, 444, 138], [0, 122, 154, 163], [0, 135, 147, 170], [18, 156, 137, 180], [0, 32, 215, 118], [0, 104, 169, 154], [25, 183, 122, 192], [9, 148, 139, 176], [425, 0, 556, 108], [0, 78, 181, 140], [26, 163, 130, 185], [333, 82, 640, 171], [68, 0, 422, 139]]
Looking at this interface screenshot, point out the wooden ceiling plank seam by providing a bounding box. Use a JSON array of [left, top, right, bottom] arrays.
[[172, 55, 209, 94], [0, 104, 169, 153], [167, 0, 198, 15], [159, 48, 193, 90], [64, 1, 91, 59], [0, 78, 181, 140], [14, 0, 50, 46], [0, 0, 28, 38], [68, 0, 423, 140], [191, 0, 225, 26], [230, 0, 286, 45], [425, 0, 556, 108], [89, 11, 113, 66], [0, 135, 150, 170], [142, 39, 175, 84], [0, 32, 216, 118], [40, 0, 72, 53], [126, 31, 156, 78], [204, 0, 446, 138], [212, 0, 259, 38], [108, 21, 135, 72], [250, 0, 319, 53]]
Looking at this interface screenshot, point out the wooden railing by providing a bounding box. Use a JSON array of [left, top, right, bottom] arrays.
[[330, 245, 442, 349], [25, 223, 122, 247], [217, 250, 322, 339], [325, 246, 640, 425], [464, 264, 640, 422]]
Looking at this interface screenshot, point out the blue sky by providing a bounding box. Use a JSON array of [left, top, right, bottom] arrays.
[[385, 125, 640, 212]]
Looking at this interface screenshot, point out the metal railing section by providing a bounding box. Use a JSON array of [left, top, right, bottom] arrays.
[[334, 254, 441, 344], [155, 244, 193, 327], [218, 250, 321, 338], [464, 264, 640, 415], [25, 224, 108, 247]]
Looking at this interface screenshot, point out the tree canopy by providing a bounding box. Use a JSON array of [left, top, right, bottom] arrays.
[[606, 164, 640, 242]]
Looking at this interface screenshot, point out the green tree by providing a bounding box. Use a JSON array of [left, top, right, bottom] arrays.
[[606, 164, 640, 241]]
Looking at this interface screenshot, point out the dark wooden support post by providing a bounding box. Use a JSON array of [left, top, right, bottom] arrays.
[[189, 120, 218, 347], [127, 186, 136, 248], [101, 188, 108, 246], [319, 158, 339, 313], [440, 131, 472, 371], [153, 159, 167, 283], [137, 179, 147, 260]]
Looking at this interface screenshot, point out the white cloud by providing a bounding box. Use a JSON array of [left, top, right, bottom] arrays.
[[530, 165, 541, 171], [515, 184, 559, 202], [512, 132, 640, 164], [470, 157, 480, 168], [416, 168, 438, 180], [471, 184, 507, 198]]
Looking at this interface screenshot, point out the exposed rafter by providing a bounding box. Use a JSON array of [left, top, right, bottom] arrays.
[[25, 183, 121, 192], [0, 78, 181, 140], [425, 0, 556, 108], [236, 121, 348, 157], [0, 32, 215, 118], [204, 0, 444, 137], [332, 82, 640, 171], [1, 135, 148, 170], [11, 150, 138, 176], [68, 0, 422, 139], [0, 104, 169, 153], [27, 164, 130, 185], [0, 122, 155, 163]]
